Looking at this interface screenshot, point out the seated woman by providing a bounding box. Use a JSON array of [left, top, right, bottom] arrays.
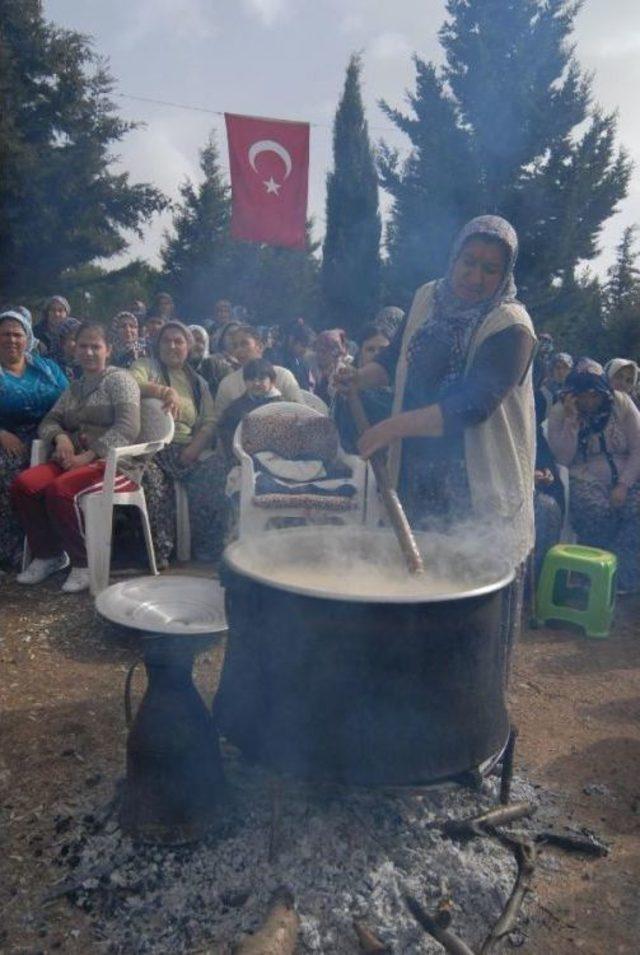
[[311, 329, 352, 407], [0, 310, 68, 570], [533, 389, 564, 577], [548, 358, 640, 593], [605, 358, 640, 408], [268, 319, 316, 390], [201, 321, 241, 398], [55, 317, 82, 379], [111, 311, 148, 369], [130, 321, 226, 563], [33, 296, 80, 369], [11, 322, 141, 592], [188, 325, 210, 374], [334, 323, 393, 453]]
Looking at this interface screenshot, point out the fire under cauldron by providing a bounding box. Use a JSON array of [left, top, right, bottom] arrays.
[[215, 526, 515, 788]]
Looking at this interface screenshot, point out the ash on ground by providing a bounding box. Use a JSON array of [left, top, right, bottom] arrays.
[[47, 758, 543, 954]]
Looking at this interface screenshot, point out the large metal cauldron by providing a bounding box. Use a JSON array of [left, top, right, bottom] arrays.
[[215, 527, 514, 787]]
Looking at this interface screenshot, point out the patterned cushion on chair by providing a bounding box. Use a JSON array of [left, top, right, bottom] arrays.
[[242, 412, 339, 464]]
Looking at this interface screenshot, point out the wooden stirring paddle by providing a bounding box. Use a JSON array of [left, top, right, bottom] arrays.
[[348, 390, 425, 575]]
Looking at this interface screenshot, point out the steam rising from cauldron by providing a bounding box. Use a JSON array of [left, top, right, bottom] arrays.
[[228, 520, 515, 601]]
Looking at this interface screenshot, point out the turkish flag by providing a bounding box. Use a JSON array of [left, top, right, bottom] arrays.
[[225, 113, 309, 249]]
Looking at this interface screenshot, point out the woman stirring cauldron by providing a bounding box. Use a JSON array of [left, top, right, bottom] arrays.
[[338, 216, 536, 633]]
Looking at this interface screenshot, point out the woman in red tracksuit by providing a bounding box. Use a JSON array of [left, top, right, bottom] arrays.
[[11, 321, 141, 593]]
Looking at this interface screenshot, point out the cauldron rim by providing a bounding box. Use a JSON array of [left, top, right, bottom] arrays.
[[223, 528, 515, 605]]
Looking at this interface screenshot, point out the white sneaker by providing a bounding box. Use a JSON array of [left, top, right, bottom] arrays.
[[16, 553, 70, 584], [61, 567, 91, 593]]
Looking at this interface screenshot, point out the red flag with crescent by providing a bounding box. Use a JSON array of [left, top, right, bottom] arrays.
[[225, 113, 309, 249]]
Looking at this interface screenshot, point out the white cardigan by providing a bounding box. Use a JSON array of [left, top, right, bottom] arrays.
[[388, 281, 536, 565]]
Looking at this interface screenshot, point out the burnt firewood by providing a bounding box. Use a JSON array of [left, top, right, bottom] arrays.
[[535, 830, 609, 857], [480, 839, 537, 954], [404, 895, 476, 955], [232, 887, 299, 955], [499, 727, 519, 805], [353, 919, 391, 953], [441, 802, 534, 841]]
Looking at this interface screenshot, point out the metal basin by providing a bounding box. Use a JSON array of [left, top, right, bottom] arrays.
[[215, 527, 514, 787]]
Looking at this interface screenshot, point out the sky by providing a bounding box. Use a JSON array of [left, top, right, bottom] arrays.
[[45, 0, 640, 276]]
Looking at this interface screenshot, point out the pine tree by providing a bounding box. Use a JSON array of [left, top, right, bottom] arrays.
[[161, 134, 234, 321], [0, 0, 166, 298], [162, 135, 320, 326], [379, 60, 476, 305], [604, 227, 640, 359], [381, 0, 630, 321], [322, 55, 381, 334]]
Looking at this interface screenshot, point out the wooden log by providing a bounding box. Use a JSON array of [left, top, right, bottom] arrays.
[[499, 726, 519, 806], [535, 830, 609, 857], [442, 801, 534, 841], [232, 887, 299, 955], [479, 840, 537, 954], [353, 919, 391, 953], [404, 895, 476, 955]]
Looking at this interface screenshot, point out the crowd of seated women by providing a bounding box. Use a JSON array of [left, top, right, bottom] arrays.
[[2, 287, 640, 598]]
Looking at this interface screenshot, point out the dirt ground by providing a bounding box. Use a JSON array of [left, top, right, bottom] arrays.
[[1, 568, 639, 954]]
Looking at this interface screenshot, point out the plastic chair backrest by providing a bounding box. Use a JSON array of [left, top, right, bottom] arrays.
[[300, 390, 329, 415], [243, 400, 322, 422], [138, 398, 175, 445]]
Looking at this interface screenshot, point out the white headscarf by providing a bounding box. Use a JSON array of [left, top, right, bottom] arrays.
[[188, 324, 210, 358], [605, 357, 639, 387]]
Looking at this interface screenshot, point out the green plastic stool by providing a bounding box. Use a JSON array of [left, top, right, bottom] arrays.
[[535, 544, 617, 639]]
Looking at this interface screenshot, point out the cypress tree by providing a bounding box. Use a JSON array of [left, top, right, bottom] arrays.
[[381, 0, 631, 322], [0, 0, 166, 298], [322, 54, 381, 334]]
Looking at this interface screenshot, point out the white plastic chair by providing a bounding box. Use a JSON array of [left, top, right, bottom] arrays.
[[299, 389, 329, 415], [232, 401, 371, 538], [80, 399, 174, 595]]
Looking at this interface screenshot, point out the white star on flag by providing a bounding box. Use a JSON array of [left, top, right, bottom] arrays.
[[263, 177, 281, 195]]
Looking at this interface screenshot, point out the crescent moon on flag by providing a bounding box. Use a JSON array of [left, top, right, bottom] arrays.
[[248, 140, 293, 180]]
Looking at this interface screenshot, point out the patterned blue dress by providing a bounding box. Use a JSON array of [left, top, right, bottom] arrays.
[[0, 357, 68, 566]]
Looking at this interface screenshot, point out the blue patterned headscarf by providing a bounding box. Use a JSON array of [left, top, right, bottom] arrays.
[[408, 215, 520, 379]]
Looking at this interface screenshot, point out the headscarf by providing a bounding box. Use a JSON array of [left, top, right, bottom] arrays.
[[188, 324, 210, 358], [0, 309, 61, 389], [408, 216, 519, 378], [110, 311, 147, 366], [552, 352, 574, 370], [0, 309, 35, 353], [562, 358, 617, 479], [315, 329, 348, 359], [605, 358, 639, 388], [42, 295, 70, 321], [57, 317, 81, 341], [375, 306, 405, 341]]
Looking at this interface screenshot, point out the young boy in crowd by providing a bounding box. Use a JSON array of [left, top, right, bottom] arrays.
[[218, 358, 282, 465]]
